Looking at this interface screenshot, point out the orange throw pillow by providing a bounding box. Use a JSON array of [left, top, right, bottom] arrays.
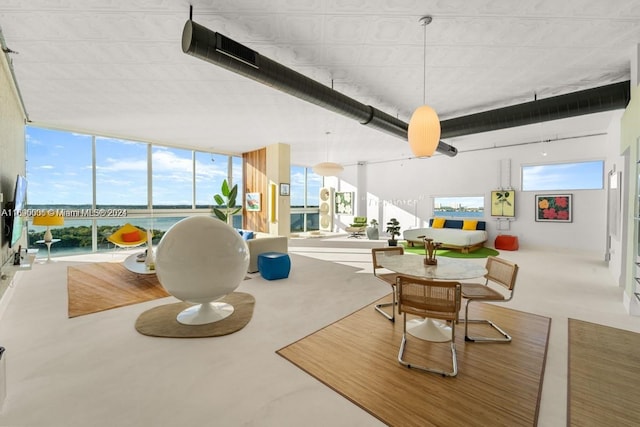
[[432, 218, 446, 228], [122, 230, 141, 242], [462, 220, 478, 230]]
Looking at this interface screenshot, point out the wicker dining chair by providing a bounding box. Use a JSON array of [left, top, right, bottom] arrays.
[[371, 246, 404, 322], [396, 275, 461, 377], [460, 256, 519, 343]]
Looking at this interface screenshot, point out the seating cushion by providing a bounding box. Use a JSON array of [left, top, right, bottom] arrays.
[[428, 218, 487, 231], [350, 216, 367, 227], [432, 217, 446, 228], [462, 220, 478, 230], [122, 230, 141, 242]]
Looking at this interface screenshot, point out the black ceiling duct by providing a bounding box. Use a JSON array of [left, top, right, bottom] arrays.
[[181, 20, 457, 157], [440, 80, 630, 138], [182, 20, 629, 157]]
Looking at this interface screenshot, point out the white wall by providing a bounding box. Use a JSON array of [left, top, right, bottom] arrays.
[[0, 52, 27, 265], [338, 128, 611, 253]]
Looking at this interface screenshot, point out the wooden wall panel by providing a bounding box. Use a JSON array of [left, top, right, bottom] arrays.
[[243, 148, 267, 232]]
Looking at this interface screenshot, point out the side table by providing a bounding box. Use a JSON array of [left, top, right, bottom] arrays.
[[35, 239, 61, 263], [123, 252, 156, 275]]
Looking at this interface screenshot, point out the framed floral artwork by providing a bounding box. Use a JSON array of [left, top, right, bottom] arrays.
[[334, 191, 353, 215], [535, 194, 572, 222]]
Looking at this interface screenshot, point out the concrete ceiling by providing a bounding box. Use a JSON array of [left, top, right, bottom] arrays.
[[0, 0, 638, 167]]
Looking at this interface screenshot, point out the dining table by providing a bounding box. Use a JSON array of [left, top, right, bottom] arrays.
[[379, 252, 488, 342]]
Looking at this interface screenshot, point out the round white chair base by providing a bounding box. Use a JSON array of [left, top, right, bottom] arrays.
[[176, 302, 235, 325], [407, 318, 452, 342]]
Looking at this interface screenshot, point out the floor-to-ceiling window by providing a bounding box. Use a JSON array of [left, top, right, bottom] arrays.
[[194, 152, 243, 228], [290, 165, 322, 232], [26, 127, 94, 255], [152, 146, 193, 209], [26, 125, 243, 257]]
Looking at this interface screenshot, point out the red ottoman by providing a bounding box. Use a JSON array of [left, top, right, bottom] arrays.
[[495, 235, 519, 251]]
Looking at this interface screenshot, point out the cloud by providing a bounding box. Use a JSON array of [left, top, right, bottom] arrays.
[[97, 158, 148, 172]]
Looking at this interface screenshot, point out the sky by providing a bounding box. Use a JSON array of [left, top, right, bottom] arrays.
[[24, 126, 603, 209], [522, 161, 603, 191], [26, 127, 252, 207]]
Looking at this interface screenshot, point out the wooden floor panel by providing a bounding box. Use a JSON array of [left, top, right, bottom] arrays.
[[568, 319, 640, 427], [278, 296, 550, 427]]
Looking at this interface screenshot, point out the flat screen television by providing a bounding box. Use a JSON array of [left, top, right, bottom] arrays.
[[4, 174, 27, 248]]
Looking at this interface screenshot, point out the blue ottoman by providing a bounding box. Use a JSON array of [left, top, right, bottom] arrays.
[[258, 252, 291, 280]]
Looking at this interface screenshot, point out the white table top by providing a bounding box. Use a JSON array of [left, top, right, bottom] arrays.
[[379, 253, 487, 281], [123, 252, 156, 275]]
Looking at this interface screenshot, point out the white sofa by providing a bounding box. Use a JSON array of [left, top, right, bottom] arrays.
[[403, 219, 487, 253], [245, 234, 289, 273]]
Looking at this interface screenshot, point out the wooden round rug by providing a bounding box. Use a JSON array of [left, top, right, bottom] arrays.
[[135, 292, 255, 338]]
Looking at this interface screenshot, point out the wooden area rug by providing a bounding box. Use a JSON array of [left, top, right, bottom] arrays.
[[67, 262, 170, 318], [135, 292, 255, 338], [568, 319, 640, 426], [278, 297, 550, 427]]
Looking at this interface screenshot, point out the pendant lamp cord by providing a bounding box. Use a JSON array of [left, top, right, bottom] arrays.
[[325, 131, 330, 162], [419, 16, 433, 105], [422, 20, 427, 105]]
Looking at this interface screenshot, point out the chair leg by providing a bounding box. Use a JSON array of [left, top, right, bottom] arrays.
[[374, 287, 396, 322], [397, 316, 458, 377], [463, 299, 512, 343]]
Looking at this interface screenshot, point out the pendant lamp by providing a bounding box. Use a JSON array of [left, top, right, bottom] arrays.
[[407, 16, 441, 158], [313, 162, 344, 176], [313, 131, 343, 176]]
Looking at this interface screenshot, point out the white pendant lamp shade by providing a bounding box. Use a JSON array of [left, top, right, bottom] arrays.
[[313, 130, 343, 176], [408, 105, 441, 157], [313, 161, 344, 177], [408, 15, 441, 158]]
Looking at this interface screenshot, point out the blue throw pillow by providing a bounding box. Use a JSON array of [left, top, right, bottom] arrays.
[[242, 231, 254, 241]]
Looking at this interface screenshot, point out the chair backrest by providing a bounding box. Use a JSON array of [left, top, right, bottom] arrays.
[[371, 246, 404, 271], [396, 275, 461, 321], [485, 256, 519, 292]]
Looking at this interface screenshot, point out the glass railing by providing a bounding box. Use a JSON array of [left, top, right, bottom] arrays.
[[27, 210, 316, 259]]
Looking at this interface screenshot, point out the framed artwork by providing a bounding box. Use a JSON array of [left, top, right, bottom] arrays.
[[491, 190, 515, 217], [535, 194, 572, 222], [246, 192, 261, 212], [280, 183, 290, 196], [335, 191, 353, 215]]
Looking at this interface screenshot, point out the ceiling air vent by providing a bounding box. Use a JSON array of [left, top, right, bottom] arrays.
[[215, 33, 258, 69]]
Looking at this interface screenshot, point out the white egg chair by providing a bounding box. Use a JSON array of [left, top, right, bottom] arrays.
[[155, 216, 249, 325]]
